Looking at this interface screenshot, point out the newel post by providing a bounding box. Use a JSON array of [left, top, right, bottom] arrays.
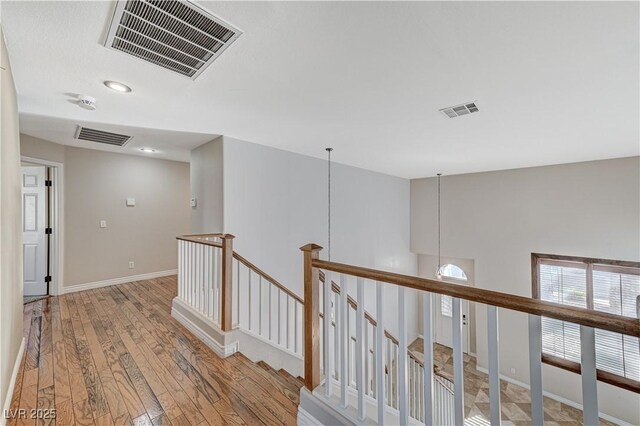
[[220, 234, 235, 332], [301, 243, 322, 390]]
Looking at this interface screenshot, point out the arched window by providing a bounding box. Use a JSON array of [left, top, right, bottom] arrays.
[[437, 264, 468, 317], [437, 264, 468, 281]]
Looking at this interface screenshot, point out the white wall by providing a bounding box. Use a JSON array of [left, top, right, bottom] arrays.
[[216, 136, 418, 339], [410, 157, 640, 424], [190, 136, 223, 233], [0, 27, 24, 419]]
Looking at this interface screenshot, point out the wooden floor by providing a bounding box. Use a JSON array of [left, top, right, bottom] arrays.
[[8, 277, 301, 426]]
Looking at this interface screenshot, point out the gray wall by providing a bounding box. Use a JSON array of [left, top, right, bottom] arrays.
[[410, 157, 640, 423], [190, 136, 223, 233], [220, 137, 419, 339], [20, 135, 191, 288], [0, 27, 24, 417]]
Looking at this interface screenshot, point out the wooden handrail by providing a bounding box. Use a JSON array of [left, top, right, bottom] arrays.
[[313, 258, 640, 338], [176, 235, 223, 248], [177, 233, 304, 305], [232, 251, 304, 305]]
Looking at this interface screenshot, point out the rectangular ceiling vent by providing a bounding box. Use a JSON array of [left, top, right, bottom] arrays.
[[440, 102, 479, 118], [74, 126, 132, 146], [104, 0, 242, 79]]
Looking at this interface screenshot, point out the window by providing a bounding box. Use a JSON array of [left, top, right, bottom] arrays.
[[437, 264, 468, 317], [533, 254, 640, 391]]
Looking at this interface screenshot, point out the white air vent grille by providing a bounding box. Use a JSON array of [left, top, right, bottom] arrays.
[[104, 0, 242, 78], [440, 102, 479, 118], [74, 126, 132, 146]]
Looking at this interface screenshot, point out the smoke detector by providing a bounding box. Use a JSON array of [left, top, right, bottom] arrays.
[[77, 95, 97, 110], [440, 102, 478, 118]]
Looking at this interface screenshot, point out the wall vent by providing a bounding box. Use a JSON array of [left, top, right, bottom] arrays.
[[74, 126, 132, 146], [440, 102, 479, 118], [104, 0, 242, 79]]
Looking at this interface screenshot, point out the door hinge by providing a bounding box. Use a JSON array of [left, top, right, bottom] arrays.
[[45, 228, 53, 235], [45, 180, 52, 187], [44, 276, 52, 283]]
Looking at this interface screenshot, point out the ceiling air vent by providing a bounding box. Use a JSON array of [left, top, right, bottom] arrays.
[[104, 0, 242, 79], [74, 126, 132, 146], [440, 102, 479, 118]]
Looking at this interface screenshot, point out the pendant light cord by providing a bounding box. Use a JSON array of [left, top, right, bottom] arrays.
[[326, 148, 333, 262]]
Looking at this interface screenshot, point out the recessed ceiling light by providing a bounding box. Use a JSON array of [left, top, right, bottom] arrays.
[[104, 80, 132, 93], [139, 148, 156, 153]]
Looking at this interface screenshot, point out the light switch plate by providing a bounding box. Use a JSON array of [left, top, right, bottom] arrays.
[[126, 197, 136, 207], [190, 197, 197, 208], [100, 220, 107, 228]]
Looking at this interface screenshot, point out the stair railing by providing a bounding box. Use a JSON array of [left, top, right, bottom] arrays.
[[177, 234, 453, 422], [319, 270, 455, 424], [177, 233, 304, 358], [301, 243, 640, 425]]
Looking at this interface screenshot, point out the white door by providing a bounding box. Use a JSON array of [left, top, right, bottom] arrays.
[[434, 294, 469, 353], [22, 166, 47, 296]]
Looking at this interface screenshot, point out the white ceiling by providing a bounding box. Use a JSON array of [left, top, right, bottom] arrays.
[[2, 1, 638, 178], [20, 114, 217, 162]]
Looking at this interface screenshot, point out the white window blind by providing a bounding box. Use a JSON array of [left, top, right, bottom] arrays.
[[538, 260, 640, 383]]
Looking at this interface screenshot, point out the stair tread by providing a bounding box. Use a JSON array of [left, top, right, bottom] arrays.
[[232, 354, 302, 406], [277, 368, 304, 390]]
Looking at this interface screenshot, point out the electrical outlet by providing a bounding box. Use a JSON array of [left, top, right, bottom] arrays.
[[129, 261, 135, 269], [510, 367, 516, 374], [100, 220, 107, 228]]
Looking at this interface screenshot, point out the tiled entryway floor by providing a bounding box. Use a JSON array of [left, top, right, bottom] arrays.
[[408, 339, 617, 426]]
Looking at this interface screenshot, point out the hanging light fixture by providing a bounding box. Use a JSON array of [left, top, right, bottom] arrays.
[[326, 147, 333, 261], [436, 173, 443, 280]]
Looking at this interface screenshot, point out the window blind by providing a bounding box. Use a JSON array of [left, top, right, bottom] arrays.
[[538, 260, 640, 382]]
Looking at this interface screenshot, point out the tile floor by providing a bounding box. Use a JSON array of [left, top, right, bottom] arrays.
[[408, 339, 618, 425]]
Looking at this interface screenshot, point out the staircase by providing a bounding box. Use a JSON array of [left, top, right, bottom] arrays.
[[171, 233, 640, 425], [171, 233, 455, 425]]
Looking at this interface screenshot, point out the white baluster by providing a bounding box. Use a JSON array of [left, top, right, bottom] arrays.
[[365, 320, 370, 395], [294, 301, 298, 354], [528, 314, 544, 426], [340, 275, 348, 408], [398, 288, 408, 424], [248, 269, 252, 331], [356, 277, 365, 420], [324, 271, 333, 397], [213, 247, 219, 322], [269, 282, 273, 340], [452, 297, 464, 425], [375, 281, 385, 424], [286, 295, 291, 349], [423, 292, 434, 425], [487, 305, 502, 426], [235, 259, 240, 326], [206, 245, 210, 317], [259, 276, 263, 336], [580, 325, 599, 425], [277, 288, 282, 345], [334, 289, 339, 380], [178, 241, 183, 300]]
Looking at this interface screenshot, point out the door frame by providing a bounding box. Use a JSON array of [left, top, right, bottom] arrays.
[[21, 156, 64, 296]]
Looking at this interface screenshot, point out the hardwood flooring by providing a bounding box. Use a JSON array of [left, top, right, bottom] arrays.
[[7, 277, 302, 426]]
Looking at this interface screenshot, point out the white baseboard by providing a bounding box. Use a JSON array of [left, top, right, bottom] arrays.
[[2, 338, 25, 426], [296, 406, 324, 426], [475, 365, 630, 426], [61, 269, 177, 294], [171, 298, 238, 358]]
